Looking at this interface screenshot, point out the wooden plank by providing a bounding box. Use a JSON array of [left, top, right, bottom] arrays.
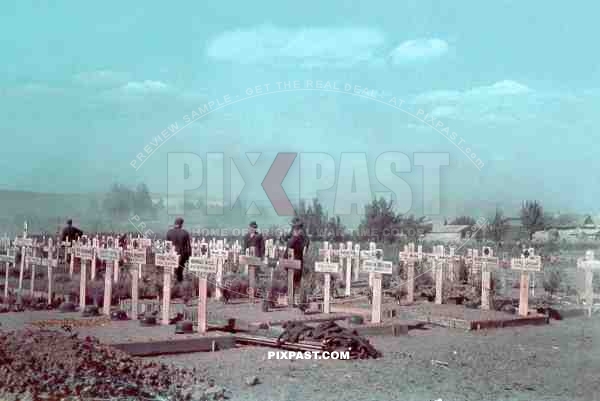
[[111, 336, 235, 356]]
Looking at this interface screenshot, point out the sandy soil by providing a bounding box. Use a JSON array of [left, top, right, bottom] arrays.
[[152, 318, 600, 401]]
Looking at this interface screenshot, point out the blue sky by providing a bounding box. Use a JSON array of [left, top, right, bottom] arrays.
[[1, 1, 599, 218]]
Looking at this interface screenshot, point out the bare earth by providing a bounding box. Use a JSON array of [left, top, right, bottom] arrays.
[[153, 318, 600, 401], [1, 310, 599, 401]]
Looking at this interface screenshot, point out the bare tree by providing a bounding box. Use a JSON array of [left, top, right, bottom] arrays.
[[520, 200, 545, 241]]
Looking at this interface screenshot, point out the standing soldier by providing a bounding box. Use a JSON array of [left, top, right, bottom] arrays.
[[243, 221, 265, 257], [285, 222, 309, 308], [166, 218, 191, 283]]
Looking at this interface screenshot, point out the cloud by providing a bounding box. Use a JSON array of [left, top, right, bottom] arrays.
[[73, 70, 129, 87], [120, 80, 170, 93], [388, 39, 449, 64], [413, 80, 534, 122], [207, 25, 447, 68]]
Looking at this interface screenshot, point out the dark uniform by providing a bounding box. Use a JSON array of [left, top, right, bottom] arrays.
[[61, 223, 83, 242], [166, 223, 191, 282], [243, 232, 265, 257], [285, 225, 310, 305]]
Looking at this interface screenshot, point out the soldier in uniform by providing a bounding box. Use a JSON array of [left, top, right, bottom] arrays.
[[242, 221, 265, 257], [166, 217, 191, 282]]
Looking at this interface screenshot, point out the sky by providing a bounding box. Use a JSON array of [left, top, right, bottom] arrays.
[[1, 0, 599, 219]]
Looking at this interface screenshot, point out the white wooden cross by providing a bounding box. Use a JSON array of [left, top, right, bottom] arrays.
[[338, 242, 354, 297], [360, 242, 382, 287], [76, 236, 95, 311], [399, 243, 422, 303], [429, 245, 447, 305], [212, 240, 228, 301], [352, 244, 361, 281], [315, 241, 339, 314], [362, 253, 393, 324], [476, 247, 499, 310], [577, 250, 600, 317], [123, 237, 147, 320], [41, 237, 57, 305], [15, 233, 33, 293], [98, 237, 122, 316], [188, 254, 218, 333], [232, 240, 242, 266], [0, 238, 16, 302], [25, 238, 43, 297], [279, 247, 302, 307], [240, 244, 266, 303], [447, 247, 462, 283], [155, 241, 179, 325], [511, 248, 543, 316]]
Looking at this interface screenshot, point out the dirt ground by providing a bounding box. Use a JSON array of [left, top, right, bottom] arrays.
[[150, 317, 600, 401]]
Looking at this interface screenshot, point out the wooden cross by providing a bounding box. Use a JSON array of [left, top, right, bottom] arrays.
[[352, 244, 361, 281], [155, 241, 179, 325], [279, 247, 302, 307], [429, 245, 447, 305], [399, 243, 422, 303], [577, 250, 600, 317], [123, 238, 148, 320], [232, 240, 242, 265], [360, 242, 382, 287], [42, 237, 57, 305], [362, 254, 393, 324], [315, 241, 339, 314], [24, 238, 42, 297], [188, 254, 217, 333], [511, 248, 543, 316], [211, 240, 228, 301], [98, 236, 122, 316], [240, 245, 266, 303], [15, 233, 33, 293], [338, 242, 353, 297], [0, 239, 16, 302], [476, 247, 499, 310], [76, 236, 95, 311]]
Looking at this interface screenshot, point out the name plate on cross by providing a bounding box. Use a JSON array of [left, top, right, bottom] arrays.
[[155, 253, 179, 268], [124, 249, 147, 265], [188, 257, 217, 274], [239, 255, 265, 266], [98, 249, 120, 261], [511, 256, 542, 272], [79, 247, 94, 261], [0, 254, 16, 263], [315, 262, 340, 274], [280, 258, 302, 270], [15, 238, 33, 247], [25, 256, 42, 265], [362, 260, 393, 275]]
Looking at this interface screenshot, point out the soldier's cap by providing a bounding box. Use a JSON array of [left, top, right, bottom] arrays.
[[66, 219, 72, 225], [249, 221, 258, 228], [174, 217, 184, 226]]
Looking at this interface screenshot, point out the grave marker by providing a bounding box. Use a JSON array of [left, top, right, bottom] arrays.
[[155, 242, 179, 325], [239, 246, 266, 302], [511, 248, 543, 317], [399, 243, 422, 303], [477, 247, 499, 310], [315, 242, 339, 314], [98, 237, 121, 316], [124, 244, 147, 320], [212, 240, 228, 301], [362, 257, 393, 324], [1, 244, 16, 302], [280, 248, 302, 306], [15, 234, 33, 293], [577, 250, 600, 317], [338, 242, 353, 297], [188, 255, 217, 333]]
